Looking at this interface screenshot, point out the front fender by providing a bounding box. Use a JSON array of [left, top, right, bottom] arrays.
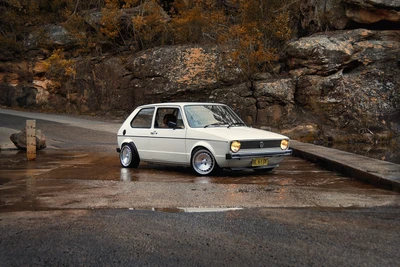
[[187, 140, 229, 165]]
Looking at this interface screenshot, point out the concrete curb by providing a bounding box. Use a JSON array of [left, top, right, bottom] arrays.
[[290, 140, 400, 192]]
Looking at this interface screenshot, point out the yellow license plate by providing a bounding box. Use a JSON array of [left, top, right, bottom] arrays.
[[252, 158, 269, 167]]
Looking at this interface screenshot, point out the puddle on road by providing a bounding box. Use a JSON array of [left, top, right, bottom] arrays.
[[125, 207, 244, 213], [151, 207, 243, 213], [0, 150, 378, 189], [1, 150, 398, 213]]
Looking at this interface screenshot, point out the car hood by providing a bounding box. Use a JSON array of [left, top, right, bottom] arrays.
[[187, 126, 289, 141]]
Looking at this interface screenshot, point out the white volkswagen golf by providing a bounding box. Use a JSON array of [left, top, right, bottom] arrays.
[[117, 102, 292, 175]]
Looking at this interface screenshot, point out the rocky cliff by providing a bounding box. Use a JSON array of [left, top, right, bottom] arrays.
[[0, 0, 399, 144]]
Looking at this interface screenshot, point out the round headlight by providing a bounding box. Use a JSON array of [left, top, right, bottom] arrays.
[[280, 139, 289, 150], [231, 141, 241, 153]]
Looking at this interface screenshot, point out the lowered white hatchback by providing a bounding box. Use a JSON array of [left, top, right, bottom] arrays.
[[117, 103, 291, 175]]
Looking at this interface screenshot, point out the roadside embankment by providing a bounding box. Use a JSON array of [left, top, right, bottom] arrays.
[[290, 140, 400, 192]]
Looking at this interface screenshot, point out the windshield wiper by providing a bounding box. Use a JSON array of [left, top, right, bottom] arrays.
[[228, 122, 246, 128], [204, 122, 228, 128]]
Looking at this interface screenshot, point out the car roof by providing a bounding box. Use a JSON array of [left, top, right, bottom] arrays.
[[137, 102, 227, 109]]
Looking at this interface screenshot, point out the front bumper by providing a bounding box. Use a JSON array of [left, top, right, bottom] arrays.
[[226, 149, 292, 159]]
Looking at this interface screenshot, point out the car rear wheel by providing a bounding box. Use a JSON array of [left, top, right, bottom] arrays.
[[191, 148, 217, 176], [120, 143, 140, 168]]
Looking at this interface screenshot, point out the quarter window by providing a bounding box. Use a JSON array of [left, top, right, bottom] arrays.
[[130, 108, 154, 128]]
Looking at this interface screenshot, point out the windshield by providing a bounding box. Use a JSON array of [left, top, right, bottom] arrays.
[[184, 105, 245, 128]]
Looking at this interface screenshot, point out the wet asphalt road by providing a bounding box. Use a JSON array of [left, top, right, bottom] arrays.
[[2, 207, 399, 267], [1, 109, 400, 266]]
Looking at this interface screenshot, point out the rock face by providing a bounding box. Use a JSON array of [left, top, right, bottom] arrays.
[[26, 25, 82, 50], [287, 29, 400, 132], [124, 45, 243, 105], [83, 2, 170, 34], [344, 0, 400, 24], [0, 0, 399, 141], [299, 0, 400, 32], [10, 129, 47, 150]]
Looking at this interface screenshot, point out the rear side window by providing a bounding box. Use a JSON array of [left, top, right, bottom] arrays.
[[130, 108, 154, 128]]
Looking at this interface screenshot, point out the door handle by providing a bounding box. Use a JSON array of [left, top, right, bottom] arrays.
[[150, 131, 158, 135]]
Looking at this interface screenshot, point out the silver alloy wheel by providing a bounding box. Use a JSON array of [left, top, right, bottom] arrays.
[[120, 144, 133, 167], [192, 149, 215, 175]]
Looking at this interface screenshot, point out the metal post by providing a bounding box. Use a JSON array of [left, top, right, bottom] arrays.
[[26, 120, 36, 161]]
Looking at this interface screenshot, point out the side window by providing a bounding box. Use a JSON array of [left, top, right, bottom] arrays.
[[176, 112, 184, 129], [155, 108, 185, 129], [130, 108, 154, 128]]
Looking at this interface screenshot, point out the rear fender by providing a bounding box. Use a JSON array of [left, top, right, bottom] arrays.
[[118, 137, 134, 148]]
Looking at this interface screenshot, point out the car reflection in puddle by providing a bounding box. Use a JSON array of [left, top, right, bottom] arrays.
[[1, 150, 396, 213], [0, 150, 376, 190]]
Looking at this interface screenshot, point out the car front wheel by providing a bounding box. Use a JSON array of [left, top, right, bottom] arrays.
[[191, 148, 217, 176], [120, 143, 140, 168]]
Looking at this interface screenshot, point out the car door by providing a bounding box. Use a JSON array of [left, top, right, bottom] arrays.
[[128, 107, 155, 161], [148, 106, 187, 164]]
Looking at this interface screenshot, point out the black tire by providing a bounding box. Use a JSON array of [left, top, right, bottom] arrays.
[[191, 148, 218, 176], [119, 143, 140, 168]]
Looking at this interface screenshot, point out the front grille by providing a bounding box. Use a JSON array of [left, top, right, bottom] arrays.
[[240, 140, 281, 149]]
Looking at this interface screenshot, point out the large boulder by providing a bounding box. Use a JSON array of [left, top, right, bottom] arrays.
[[299, 0, 400, 32], [10, 129, 47, 150], [70, 56, 130, 113], [25, 25, 82, 50], [209, 83, 257, 124], [125, 45, 244, 107], [287, 29, 400, 75], [0, 60, 50, 108], [254, 78, 296, 126], [288, 29, 400, 133], [344, 0, 400, 24]]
